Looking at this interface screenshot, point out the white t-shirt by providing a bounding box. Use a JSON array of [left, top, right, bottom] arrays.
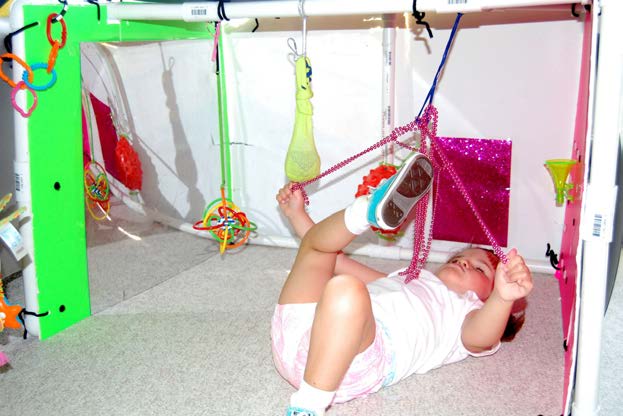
[[367, 268, 500, 386]]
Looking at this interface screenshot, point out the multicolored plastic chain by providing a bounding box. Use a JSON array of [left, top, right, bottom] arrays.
[[46, 12, 67, 74], [0, 13, 67, 118]]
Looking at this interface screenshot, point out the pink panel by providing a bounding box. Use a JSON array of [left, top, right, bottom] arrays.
[[82, 105, 91, 166], [559, 10, 592, 413], [89, 93, 121, 180], [432, 137, 511, 246]]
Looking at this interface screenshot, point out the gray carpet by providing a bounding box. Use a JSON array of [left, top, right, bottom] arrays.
[[1, 234, 564, 415]]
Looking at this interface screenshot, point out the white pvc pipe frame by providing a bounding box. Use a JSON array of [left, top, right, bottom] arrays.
[[106, 0, 588, 22], [572, 1, 623, 415]]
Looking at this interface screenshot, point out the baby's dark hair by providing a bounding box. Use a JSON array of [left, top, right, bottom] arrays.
[[478, 248, 526, 342]]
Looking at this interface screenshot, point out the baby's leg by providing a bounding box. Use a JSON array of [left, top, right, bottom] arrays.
[[278, 183, 385, 287], [304, 274, 376, 391], [278, 209, 356, 305]]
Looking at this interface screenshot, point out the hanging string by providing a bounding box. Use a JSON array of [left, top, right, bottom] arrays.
[[287, 0, 307, 61], [416, 13, 463, 119], [299, 0, 307, 57]]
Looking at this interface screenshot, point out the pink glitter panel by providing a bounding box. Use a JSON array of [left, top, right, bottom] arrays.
[[89, 93, 121, 180], [431, 137, 511, 246]]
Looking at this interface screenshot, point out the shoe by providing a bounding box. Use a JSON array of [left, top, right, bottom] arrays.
[[285, 406, 319, 416], [367, 152, 433, 230]]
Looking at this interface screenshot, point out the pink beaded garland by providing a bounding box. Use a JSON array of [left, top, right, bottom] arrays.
[[292, 105, 509, 284]]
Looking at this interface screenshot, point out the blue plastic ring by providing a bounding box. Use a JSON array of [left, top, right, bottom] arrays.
[[22, 62, 57, 91]]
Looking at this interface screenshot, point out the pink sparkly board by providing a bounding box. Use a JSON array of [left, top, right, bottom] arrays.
[[431, 137, 511, 247], [559, 10, 592, 413], [82, 103, 90, 166], [90, 93, 122, 181]]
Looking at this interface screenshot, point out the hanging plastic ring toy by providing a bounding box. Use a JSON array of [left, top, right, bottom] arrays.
[[11, 81, 38, 118], [84, 160, 110, 202], [0, 53, 33, 89], [47, 41, 61, 74], [46, 13, 68, 48], [22, 62, 57, 91], [84, 160, 111, 221], [193, 187, 257, 253]]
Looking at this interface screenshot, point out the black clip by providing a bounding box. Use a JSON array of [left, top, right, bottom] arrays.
[[412, 0, 433, 39], [86, 0, 101, 22], [545, 243, 561, 271], [52, 0, 68, 23], [571, 3, 591, 18], [2, 22, 39, 62], [217, 0, 230, 21], [18, 308, 50, 340]]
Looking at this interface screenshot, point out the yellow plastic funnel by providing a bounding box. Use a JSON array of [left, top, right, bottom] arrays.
[[544, 159, 577, 206]]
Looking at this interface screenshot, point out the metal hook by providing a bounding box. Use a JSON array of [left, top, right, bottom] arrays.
[[2, 22, 39, 62], [286, 1, 307, 61], [412, 0, 433, 39], [571, 3, 591, 18], [287, 38, 299, 65], [86, 0, 101, 22], [571, 3, 580, 17], [298, 0, 307, 57], [217, 0, 230, 21], [52, 0, 68, 23]]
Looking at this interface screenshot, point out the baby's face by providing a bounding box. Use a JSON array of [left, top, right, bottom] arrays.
[[436, 248, 497, 300]]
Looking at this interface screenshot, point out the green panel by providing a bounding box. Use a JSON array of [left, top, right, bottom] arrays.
[[20, 4, 216, 339]]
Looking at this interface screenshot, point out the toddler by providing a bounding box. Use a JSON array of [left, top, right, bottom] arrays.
[[272, 152, 533, 416]]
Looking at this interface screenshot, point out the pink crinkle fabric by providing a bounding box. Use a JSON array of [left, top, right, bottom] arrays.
[[271, 303, 393, 404]]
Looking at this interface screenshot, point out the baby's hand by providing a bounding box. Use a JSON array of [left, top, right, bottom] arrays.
[[276, 183, 306, 219], [493, 249, 534, 302]]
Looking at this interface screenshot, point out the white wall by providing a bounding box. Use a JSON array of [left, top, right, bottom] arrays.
[[222, 11, 584, 268]]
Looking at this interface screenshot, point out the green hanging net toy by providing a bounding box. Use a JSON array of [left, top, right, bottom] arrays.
[[285, 56, 320, 182]]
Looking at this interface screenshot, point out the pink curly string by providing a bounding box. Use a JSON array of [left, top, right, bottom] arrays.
[[290, 119, 419, 204], [400, 107, 437, 282], [293, 104, 508, 283]]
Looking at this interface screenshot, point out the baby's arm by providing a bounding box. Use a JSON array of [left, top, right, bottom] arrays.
[[276, 183, 386, 283], [461, 249, 533, 353]]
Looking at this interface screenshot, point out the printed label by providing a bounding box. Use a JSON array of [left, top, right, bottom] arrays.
[[0, 223, 27, 260], [183, 4, 211, 21], [191, 8, 207, 16], [581, 185, 618, 243]]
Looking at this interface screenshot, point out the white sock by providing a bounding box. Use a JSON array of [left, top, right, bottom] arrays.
[[289, 379, 335, 415], [343, 196, 370, 235]]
